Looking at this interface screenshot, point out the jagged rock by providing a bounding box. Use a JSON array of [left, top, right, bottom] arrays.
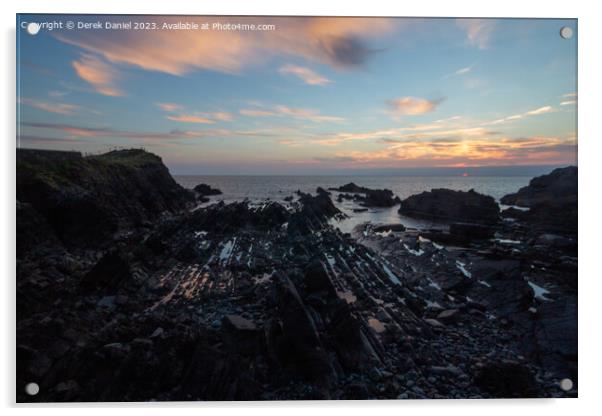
[[270, 273, 335, 382], [501, 166, 577, 207], [329, 183, 400, 207], [501, 167, 577, 235], [303, 260, 337, 296], [399, 189, 500, 225]]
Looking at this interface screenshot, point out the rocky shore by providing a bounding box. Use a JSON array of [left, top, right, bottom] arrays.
[[16, 149, 577, 402]]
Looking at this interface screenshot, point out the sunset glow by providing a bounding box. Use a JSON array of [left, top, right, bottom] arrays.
[[17, 16, 577, 174]]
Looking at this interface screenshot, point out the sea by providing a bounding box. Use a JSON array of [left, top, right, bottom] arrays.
[[174, 175, 533, 233]]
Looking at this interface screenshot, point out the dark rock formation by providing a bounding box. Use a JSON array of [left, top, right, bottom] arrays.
[[501, 166, 577, 207], [194, 183, 222, 196], [501, 167, 577, 236], [17, 148, 193, 247], [399, 189, 500, 224], [329, 183, 400, 207]]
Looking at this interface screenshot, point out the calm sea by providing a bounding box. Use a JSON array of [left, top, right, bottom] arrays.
[[174, 175, 532, 232]]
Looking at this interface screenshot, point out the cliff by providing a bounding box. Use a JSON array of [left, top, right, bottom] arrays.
[[17, 148, 194, 249]]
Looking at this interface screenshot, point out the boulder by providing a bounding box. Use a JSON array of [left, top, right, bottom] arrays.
[[193, 183, 222, 196], [399, 189, 500, 225]]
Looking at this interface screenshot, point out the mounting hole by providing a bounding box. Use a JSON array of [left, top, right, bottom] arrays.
[[560, 26, 573, 39], [26, 22, 40, 36], [559, 378, 573, 391], [25, 382, 39, 396]]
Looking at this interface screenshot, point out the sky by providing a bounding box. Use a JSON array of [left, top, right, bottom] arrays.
[[17, 15, 577, 175]]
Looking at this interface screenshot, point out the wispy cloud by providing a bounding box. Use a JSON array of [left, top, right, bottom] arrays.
[[239, 104, 344, 123], [386, 97, 445, 116], [72, 54, 123, 96], [156, 102, 182, 112], [165, 115, 215, 124], [278, 64, 332, 86], [560, 93, 577, 106], [239, 109, 276, 117], [21, 121, 269, 141], [444, 65, 473, 78], [274, 105, 345, 123], [489, 105, 554, 125], [19, 98, 79, 115], [157, 103, 235, 123], [456, 19, 495, 50], [56, 17, 395, 77], [525, 106, 553, 116]]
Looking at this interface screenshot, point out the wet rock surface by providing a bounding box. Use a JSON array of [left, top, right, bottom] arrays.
[[16, 151, 577, 401]]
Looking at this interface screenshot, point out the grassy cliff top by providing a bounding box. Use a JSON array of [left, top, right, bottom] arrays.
[[17, 148, 166, 188]]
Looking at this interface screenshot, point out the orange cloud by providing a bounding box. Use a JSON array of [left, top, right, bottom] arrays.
[[386, 97, 444, 115], [55, 17, 396, 77], [72, 54, 123, 96], [279, 64, 332, 85], [319, 135, 576, 167]]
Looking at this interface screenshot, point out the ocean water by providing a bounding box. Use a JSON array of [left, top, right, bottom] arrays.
[[174, 175, 532, 233]]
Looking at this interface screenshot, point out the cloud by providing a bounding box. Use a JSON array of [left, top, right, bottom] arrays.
[[274, 105, 345, 122], [211, 112, 234, 122], [386, 97, 444, 115], [156, 102, 181, 112], [318, 135, 576, 167], [19, 98, 79, 115], [72, 54, 123, 96], [525, 106, 553, 116], [157, 104, 234, 123], [278, 64, 332, 85], [21, 121, 270, 141], [166, 115, 215, 124], [560, 100, 576, 106], [454, 66, 472, 75], [560, 94, 577, 106], [444, 65, 473, 78], [456, 19, 495, 49], [48, 90, 68, 98], [489, 105, 554, 125], [55, 17, 395, 78], [240, 109, 276, 117]]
